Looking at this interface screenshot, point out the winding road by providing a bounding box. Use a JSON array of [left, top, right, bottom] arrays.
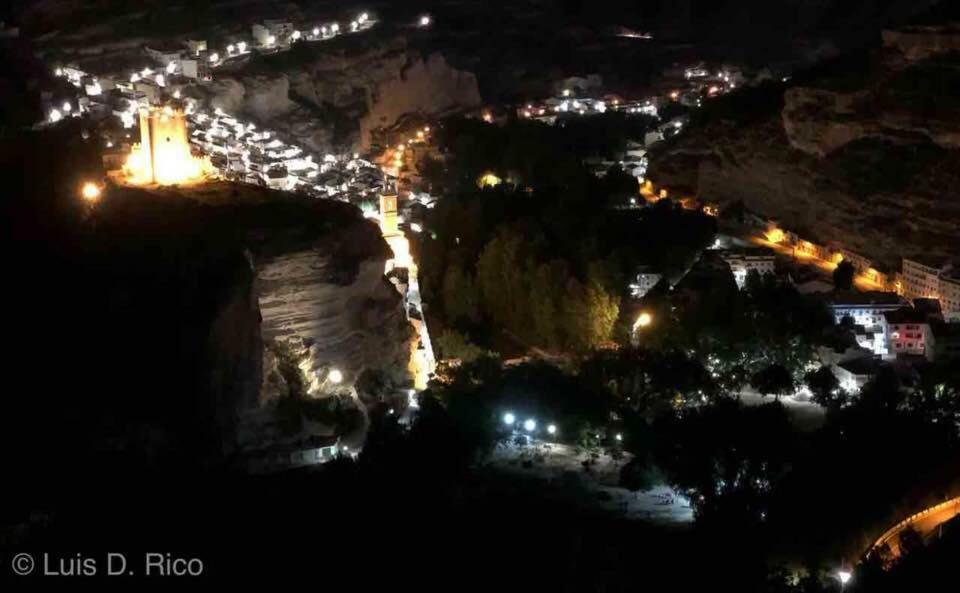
[[865, 495, 960, 559]]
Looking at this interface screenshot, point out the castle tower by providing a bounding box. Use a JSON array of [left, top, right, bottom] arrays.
[[125, 104, 207, 186]]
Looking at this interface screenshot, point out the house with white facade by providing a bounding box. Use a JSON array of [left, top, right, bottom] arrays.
[[144, 43, 184, 66], [252, 20, 295, 48], [882, 308, 934, 361], [833, 357, 881, 394], [901, 258, 960, 321], [720, 247, 776, 288], [629, 268, 663, 299], [828, 291, 904, 356]]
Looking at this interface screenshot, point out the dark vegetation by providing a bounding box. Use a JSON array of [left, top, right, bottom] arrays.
[[399, 349, 960, 590], [417, 116, 715, 355]]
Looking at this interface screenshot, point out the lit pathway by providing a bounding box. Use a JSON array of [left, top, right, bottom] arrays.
[[750, 236, 886, 292]]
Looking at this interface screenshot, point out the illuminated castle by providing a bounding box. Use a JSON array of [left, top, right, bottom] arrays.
[[124, 105, 211, 185]]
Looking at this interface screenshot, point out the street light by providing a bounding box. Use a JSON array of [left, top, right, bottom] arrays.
[[547, 424, 557, 435], [503, 412, 516, 426], [837, 569, 852, 590], [523, 419, 536, 432], [633, 311, 652, 333], [81, 182, 101, 202], [327, 369, 343, 384], [419, 15, 432, 27]]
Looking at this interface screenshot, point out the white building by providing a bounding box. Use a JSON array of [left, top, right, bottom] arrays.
[[144, 43, 184, 66], [720, 248, 776, 288], [882, 308, 933, 360], [184, 39, 207, 56], [901, 258, 960, 321], [829, 292, 904, 355], [245, 436, 340, 473], [684, 64, 710, 79], [629, 269, 663, 299], [833, 358, 881, 394], [253, 20, 295, 47]]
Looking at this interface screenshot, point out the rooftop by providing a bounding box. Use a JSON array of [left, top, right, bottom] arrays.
[[883, 308, 930, 325], [828, 290, 903, 307], [837, 357, 882, 376]]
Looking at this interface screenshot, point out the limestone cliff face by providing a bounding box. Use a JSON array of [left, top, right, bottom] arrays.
[[255, 229, 413, 396], [205, 250, 263, 457], [85, 184, 413, 460], [647, 28, 960, 267], [782, 25, 960, 156], [782, 88, 880, 157], [881, 24, 960, 61], [206, 37, 481, 151], [356, 52, 482, 148]]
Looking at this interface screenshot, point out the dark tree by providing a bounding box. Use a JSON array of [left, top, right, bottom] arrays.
[[804, 366, 842, 409], [833, 260, 856, 290], [899, 526, 925, 558], [751, 364, 795, 400]]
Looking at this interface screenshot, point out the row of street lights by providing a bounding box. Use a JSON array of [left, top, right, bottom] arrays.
[[502, 412, 556, 436]]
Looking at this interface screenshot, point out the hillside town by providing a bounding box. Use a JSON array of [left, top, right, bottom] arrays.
[[5, 0, 960, 589]]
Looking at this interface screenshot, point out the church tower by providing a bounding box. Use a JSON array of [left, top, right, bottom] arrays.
[[379, 192, 399, 237]]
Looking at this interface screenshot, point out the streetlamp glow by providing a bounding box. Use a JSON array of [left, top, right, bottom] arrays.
[[547, 424, 557, 435], [419, 15, 431, 27], [313, 27, 320, 37], [327, 369, 343, 384], [503, 412, 516, 426], [615, 433, 623, 442], [62, 101, 72, 113], [48, 108, 62, 123], [209, 52, 219, 63], [837, 570, 852, 586], [81, 182, 101, 202], [633, 312, 652, 332], [523, 419, 536, 432]]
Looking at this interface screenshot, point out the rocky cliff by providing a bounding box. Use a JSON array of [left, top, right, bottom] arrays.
[[204, 36, 481, 151], [782, 26, 960, 157], [647, 26, 960, 268], [39, 175, 412, 463]]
